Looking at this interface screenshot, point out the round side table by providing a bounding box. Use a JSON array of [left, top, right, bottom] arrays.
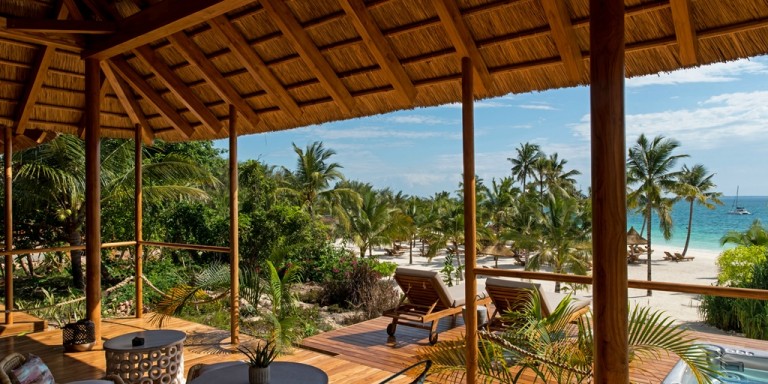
[[103, 330, 186, 384]]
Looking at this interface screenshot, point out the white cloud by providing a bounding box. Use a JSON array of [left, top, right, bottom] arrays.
[[627, 59, 768, 87], [518, 102, 557, 111], [571, 90, 768, 149], [384, 114, 457, 125]]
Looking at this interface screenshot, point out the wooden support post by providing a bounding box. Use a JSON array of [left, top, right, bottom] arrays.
[[85, 58, 102, 341], [461, 57, 478, 384], [229, 105, 240, 345], [4, 125, 13, 325], [590, 1, 628, 382], [134, 125, 143, 318]]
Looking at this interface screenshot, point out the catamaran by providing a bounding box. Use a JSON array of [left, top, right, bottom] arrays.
[[728, 186, 751, 215]]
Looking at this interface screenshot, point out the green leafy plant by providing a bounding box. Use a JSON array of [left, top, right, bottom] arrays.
[[418, 290, 719, 383], [239, 340, 277, 368], [715, 245, 767, 286]]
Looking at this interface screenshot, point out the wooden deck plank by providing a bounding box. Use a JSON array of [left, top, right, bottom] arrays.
[[0, 305, 47, 337]]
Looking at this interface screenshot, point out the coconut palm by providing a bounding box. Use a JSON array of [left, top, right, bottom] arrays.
[[508, 142, 541, 192], [720, 219, 768, 246], [344, 189, 397, 257], [676, 164, 723, 256], [478, 177, 518, 238], [627, 134, 688, 296], [279, 141, 357, 218], [526, 193, 591, 292], [13, 135, 218, 288]]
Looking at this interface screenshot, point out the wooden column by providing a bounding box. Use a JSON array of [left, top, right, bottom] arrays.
[[461, 57, 478, 384], [85, 58, 102, 341], [590, 1, 628, 382], [4, 125, 13, 325], [229, 105, 240, 344], [134, 125, 143, 318]]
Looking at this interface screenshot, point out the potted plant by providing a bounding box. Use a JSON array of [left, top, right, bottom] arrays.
[[239, 340, 277, 384]]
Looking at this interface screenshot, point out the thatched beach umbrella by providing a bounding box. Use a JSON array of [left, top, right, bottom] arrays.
[[480, 244, 514, 268], [626, 227, 648, 245]]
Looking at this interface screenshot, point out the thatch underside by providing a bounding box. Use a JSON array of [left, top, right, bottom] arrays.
[[0, 0, 767, 144]]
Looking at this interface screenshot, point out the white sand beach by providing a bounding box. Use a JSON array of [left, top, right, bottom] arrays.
[[364, 242, 728, 335]]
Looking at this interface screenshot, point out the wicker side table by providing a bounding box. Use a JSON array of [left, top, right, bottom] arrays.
[[103, 330, 186, 384]]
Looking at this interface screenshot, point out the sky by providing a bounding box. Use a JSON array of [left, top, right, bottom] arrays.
[[216, 56, 768, 198]]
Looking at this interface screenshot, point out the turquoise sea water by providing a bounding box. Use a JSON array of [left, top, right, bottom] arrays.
[[626, 196, 768, 253]]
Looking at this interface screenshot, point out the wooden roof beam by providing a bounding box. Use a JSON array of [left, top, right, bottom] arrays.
[[259, 0, 356, 115], [167, 31, 265, 131], [540, 0, 584, 83], [430, 0, 493, 95], [6, 19, 116, 34], [13, 1, 68, 135], [133, 46, 221, 134], [83, 0, 253, 60], [339, 0, 417, 105], [109, 57, 195, 138], [100, 61, 154, 144], [670, 0, 698, 66], [207, 17, 302, 118]]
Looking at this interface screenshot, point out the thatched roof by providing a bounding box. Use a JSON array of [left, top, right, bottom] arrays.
[[1, 0, 768, 144]]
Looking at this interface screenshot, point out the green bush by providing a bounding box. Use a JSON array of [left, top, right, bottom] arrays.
[[715, 245, 767, 286], [319, 257, 399, 320]]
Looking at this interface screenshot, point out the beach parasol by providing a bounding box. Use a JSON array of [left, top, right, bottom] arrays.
[[626, 227, 648, 245], [480, 244, 515, 268]]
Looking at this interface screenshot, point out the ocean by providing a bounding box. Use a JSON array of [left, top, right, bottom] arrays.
[[626, 196, 768, 253]]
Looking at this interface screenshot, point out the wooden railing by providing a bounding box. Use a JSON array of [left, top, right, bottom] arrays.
[[0, 240, 229, 256], [475, 268, 768, 301]]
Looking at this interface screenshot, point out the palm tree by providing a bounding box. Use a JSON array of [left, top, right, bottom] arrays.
[[344, 189, 396, 257], [478, 177, 518, 238], [13, 135, 218, 288], [676, 164, 722, 256], [720, 219, 768, 246], [508, 142, 541, 191], [526, 193, 591, 292], [627, 134, 688, 296], [280, 141, 356, 218]]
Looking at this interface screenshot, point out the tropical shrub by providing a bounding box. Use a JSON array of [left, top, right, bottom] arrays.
[[319, 257, 399, 320], [715, 245, 767, 286]]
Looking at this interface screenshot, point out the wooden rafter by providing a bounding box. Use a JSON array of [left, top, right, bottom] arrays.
[[670, 0, 698, 66], [13, 1, 68, 135], [61, 0, 85, 20], [207, 16, 302, 118], [430, 0, 493, 95], [259, 0, 356, 114], [83, 0, 254, 60], [133, 46, 221, 134], [109, 57, 195, 138], [540, 0, 584, 83], [339, 0, 416, 105], [100, 61, 154, 144], [167, 32, 264, 131], [6, 19, 116, 34]]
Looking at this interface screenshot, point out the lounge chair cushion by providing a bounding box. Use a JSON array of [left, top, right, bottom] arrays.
[[485, 278, 590, 316], [395, 267, 488, 307], [9, 355, 54, 384]]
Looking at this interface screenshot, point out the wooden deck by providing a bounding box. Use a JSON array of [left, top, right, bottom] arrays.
[[0, 315, 407, 383], [0, 305, 47, 337], [302, 315, 768, 383]]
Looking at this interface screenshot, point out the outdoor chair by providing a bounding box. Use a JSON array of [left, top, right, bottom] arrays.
[[663, 251, 676, 260], [674, 253, 694, 262], [0, 353, 125, 384], [485, 278, 590, 330], [383, 267, 490, 344]]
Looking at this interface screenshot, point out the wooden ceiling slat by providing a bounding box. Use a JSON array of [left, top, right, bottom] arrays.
[[669, 0, 698, 66], [259, 0, 356, 115], [430, 0, 493, 95], [133, 46, 221, 134], [13, 1, 69, 135], [100, 61, 154, 144], [339, 0, 417, 105], [208, 16, 302, 118], [540, 0, 584, 83], [167, 31, 264, 132], [0, 25, 82, 51], [108, 57, 194, 138], [83, 0, 254, 60], [6, 19, 116, 34], [62, 0, 84, 20]]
